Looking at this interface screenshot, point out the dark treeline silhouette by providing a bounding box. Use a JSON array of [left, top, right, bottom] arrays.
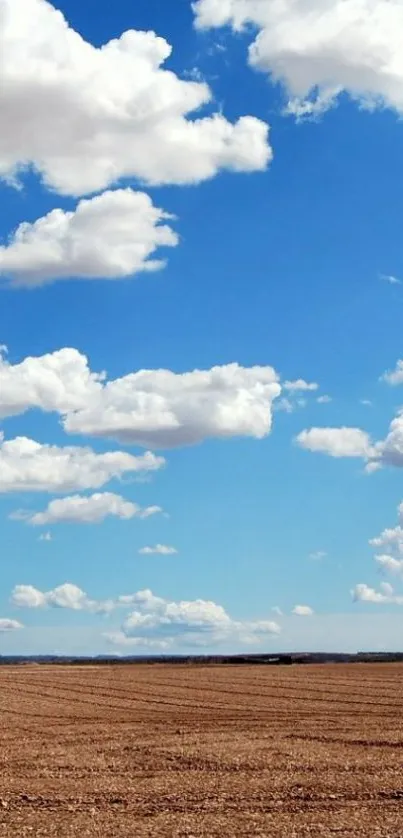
[[1, 652, 403, 666]]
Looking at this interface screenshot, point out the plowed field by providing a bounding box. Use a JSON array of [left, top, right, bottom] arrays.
[[1, 663, 403, 836]]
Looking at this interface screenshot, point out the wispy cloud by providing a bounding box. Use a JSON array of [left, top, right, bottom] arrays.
[[309, 550, 327, 561], [138, 544, 178, 555], [283, 379, 318, 393], [380, 274, 401, 286]]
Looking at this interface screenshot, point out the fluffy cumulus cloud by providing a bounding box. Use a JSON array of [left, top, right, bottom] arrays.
[[296, 427, 373, 459], [0, 190, 178, 287], [370, 528, 403, 555], [0, 435, 164, 493], [0, 347, 102, 419], [352, 582, 403, 605], [193, 0, 403, 119], [109, 588, 281, 649], [0, 348, 281, 448], [381, 360, 403, 386], [139, 544, 178, 555], [11, 582, 280, 648], [11, 583, 114, 613], [0, 618, 23, 632], [17, 492, 162, 526], [292, 605, 314, 616], [369, 502, 403, 568], [375, 554, 403, 576], [374, 414, 403, 469], [0, 0, 271, 196], [296, 414, 403, 472], [353, 503, 403, 604], [64, 363, 282, 448]]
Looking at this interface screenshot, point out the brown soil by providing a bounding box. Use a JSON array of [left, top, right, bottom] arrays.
[[1, 662, 403, 836]]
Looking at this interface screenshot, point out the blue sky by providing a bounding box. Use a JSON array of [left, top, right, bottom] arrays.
[[2, 0, 403, 654]]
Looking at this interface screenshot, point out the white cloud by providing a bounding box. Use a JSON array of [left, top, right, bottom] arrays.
[[381, 360, 403, 386], [11, 582, 280, 648], [1, 0, 271, 196], [296, 427, 373, 458], [352, 582, 403, 605], [353, 503, 403, 604], [12, 585, 46, 609], [380, 274, 401, 285], [38, 531, 52, 542], [0, 348, 281, 449], [297, 420, 403, 471], [63, 362, 281, 448], [0, 435, 164, 493], [285, 87, 340, 120], [360, 399, 372, 407], [117, 589, 166, 610], [283, 379, 318, 393], [18, 492, 162, 526], [139, 544, 178, 555], [381, 582, 395, 597], [297, 416, 403, 471], [0, 618, 23, 632], [274, 397, 295, 414], [317, 395, 332, 404], [274, 379, 318, 414], [369, 502, 403, 561], [272, 606, 283, 616], [370, 525, 403, 555], [309, 550, 327, 561], [11, 582, 113, 613], [124, 595, 230, 632], [292, 605, 314, 616], [375, 554, 403, 576], [193, 0, 403, 119], [116, 590, 280, 648], [0, 347, 102, 419], [0, 190, 178, 287], [375, 414, 403, 469]]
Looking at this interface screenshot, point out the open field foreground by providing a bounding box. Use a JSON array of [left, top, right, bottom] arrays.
[[1, 664, 403, 837]]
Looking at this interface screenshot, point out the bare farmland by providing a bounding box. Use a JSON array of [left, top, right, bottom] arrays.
[[1, 663, 403, 836]]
